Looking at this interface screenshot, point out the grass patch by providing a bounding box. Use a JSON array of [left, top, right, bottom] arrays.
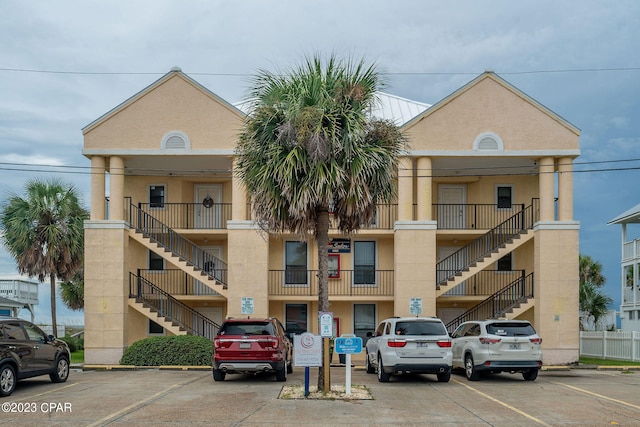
[[580, 357, 640, 366], [70, 350, 84, 364]]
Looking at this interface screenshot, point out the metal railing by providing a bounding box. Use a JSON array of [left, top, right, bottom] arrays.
[[329, 204, 397, 230], [445, 272, 534, 333], [136, 202, 232, 229], [268, 269, 394, 296], [437, 199, 539, 286], [129, 272, 220, 339], [433, 203, 525, 230], [439, 270, 526, 296], [0, 279, 39, 305], [138, 269, 222, 296], [126, 199, 227, 286]]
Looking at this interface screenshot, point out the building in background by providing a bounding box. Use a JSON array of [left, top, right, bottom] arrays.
[[82, 68, 580, 365], [0, 279, 39, 321]]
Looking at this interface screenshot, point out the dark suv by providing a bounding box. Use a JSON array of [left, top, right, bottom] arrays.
[[212, 317, 293, 382], [0, 317, 71, 397]]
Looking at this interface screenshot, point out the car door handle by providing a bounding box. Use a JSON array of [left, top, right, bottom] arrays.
[[33, 345, 40, 349], [8, 345, 16, 350]]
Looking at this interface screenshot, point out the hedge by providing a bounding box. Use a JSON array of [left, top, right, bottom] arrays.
[[119, 335, 213, 366]]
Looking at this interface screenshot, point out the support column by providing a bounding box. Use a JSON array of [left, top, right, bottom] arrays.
[[557, 157, 574, 221], [416, 157, 432, 221], [538, 157, 555, 221], [397, 157, 413, 221], [231, 158, 247, 221], [90, 156, 106, 220], [109, 156, 125, 221]]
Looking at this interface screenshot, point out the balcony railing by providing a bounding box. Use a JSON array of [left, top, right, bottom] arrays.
[[0, 280, 39, 305], [136, 202, 232, 229], [268, 269, 394, 296], [329, 204, 397, 230], [623, 238, 640, 261], [433, 203, 525, 230], [129, 272, 220, 339], [138, 269, 222, 296], [439, 270, 526, 296]]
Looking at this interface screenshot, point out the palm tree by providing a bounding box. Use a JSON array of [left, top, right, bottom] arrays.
[[579, 254, 612, 330], [0, 178, 88, 336], [59, 268, 84, 311], [235, 54, 406, 390]]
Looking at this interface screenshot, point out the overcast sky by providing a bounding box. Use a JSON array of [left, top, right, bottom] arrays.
[[1, 1, 639, 325]]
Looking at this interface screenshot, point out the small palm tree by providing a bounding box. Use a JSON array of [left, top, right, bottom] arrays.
[[579, 254, 612, 330], [236, 54, 406, 391], [0, 178, 88, 335]]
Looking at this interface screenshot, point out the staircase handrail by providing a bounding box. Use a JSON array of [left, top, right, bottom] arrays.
[[437, 198, 538, 285], [126, 198, 227, 285], [129, 272, 220, 339], [445, 272, 534, 333]]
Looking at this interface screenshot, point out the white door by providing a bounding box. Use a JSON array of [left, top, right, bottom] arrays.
[[195, 185, 222, 228], [438, 184, 466, 229]]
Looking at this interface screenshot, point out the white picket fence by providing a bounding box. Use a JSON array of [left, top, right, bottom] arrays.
[[580, 331, 640, 361]]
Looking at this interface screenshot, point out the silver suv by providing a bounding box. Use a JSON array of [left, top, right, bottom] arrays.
[[365, 317, 452, 382], [451, 319, 542, 381]]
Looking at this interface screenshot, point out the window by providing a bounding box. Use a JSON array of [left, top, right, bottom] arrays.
[[149, 185, 165, 208], [285, 241, 307, 285], [354, 304, 376, 344], [496, 185, 513, 209], [629, 311, 636, 320], [285, 304, 308, 336], [148, 319, 165, 335], [149, 251, 164, 271], [497, 253, 513, 271], [354, 241, 376, 285]]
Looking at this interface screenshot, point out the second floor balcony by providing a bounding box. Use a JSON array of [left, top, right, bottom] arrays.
[[268, 269, 394, 297]]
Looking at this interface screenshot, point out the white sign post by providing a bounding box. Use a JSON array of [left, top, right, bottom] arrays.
[[334, 334, 363, 396]]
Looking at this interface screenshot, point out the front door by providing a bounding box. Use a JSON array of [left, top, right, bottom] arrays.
[[195, 185, 222, 229], [438, 184, 466, 229]]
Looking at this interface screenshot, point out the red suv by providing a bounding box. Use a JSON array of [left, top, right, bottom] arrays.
[[212, 318, 293, 382]]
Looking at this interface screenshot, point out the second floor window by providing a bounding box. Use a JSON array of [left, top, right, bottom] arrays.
[[150, 185, 165, 208], [285, 241, 307, 285], [496, 185, 512, 209]]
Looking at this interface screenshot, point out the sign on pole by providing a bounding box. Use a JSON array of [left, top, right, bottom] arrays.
[[319, 311, 333, 338], [293, 333, 322, 367]]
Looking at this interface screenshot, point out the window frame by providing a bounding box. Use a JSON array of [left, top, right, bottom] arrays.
[[496, 185, 513, 210], [284, 241, 308, 286], [149, 184, 166, 209]]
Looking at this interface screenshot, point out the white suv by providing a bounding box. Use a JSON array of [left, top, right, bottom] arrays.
[[365, 317, 452, 382], [451, 319, 542, 381]]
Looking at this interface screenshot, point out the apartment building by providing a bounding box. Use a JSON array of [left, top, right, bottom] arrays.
[[82, 67, 580, 365]]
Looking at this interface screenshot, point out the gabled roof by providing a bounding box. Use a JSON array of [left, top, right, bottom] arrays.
[[608, 203, 640, 225], [403, 71, 581, 135], [82, 67, 245, 133]]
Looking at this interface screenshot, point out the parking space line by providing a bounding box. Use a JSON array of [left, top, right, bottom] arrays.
[[553, 382, 640, 410], [451, 379, 552, 426], [12, 382, 79, 400], [86, 383, 182, 427]]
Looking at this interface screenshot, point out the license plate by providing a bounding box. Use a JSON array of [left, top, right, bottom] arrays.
[[509, 343, 520, 350], [239, 342, 251, 349], [416, 342, 428, 348]]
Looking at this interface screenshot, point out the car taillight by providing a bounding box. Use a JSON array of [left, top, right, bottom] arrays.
[[479, 337, 501, 345], [529, 337, 542, 345], [259, 337, 279, 348], [214, 339, 232, 349], [437, 340, 452, 348], [387, 339, 407, 348]]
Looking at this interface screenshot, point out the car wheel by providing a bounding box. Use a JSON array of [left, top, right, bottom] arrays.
[[377, 355, 390, 382], [275, 363, 287, 382], [437, 370, 451, 382], [522, 369, 538, 381], [50, 355, 70, 383], [212, 369, 226, 381], [365, 351, 375, 374], [0, 364, 16, 397], [465, 354, 480, 381]]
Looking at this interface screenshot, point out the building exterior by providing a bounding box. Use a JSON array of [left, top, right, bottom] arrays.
[[82, 68, 580, 366], [608, 204, 640, 331], [0, 279, 39, 320]]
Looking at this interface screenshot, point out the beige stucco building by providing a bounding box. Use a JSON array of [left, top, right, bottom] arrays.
[[82, 68, 580, 366]]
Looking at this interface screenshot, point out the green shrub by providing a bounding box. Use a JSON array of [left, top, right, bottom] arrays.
[[119, 335, 213, 366], [59, 335, 84, 353]]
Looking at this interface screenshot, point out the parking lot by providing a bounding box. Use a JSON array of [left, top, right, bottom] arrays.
[[3, 366, 640, 426]]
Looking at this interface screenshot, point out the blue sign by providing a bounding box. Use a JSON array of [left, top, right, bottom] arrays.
[[334, 336, 363, 354]]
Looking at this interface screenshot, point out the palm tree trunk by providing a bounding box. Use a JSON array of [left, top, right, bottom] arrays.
[[50, 275, 58, 337], [316, 208, 330, 391]]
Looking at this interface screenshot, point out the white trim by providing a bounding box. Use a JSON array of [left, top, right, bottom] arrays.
[[226, 220, 261, 230], [408, 149, 580, 157], [534, 221, 580, 230], [82, 149, 236, 156], [394, 220, 437, 230], [84, 220, 128, 229]]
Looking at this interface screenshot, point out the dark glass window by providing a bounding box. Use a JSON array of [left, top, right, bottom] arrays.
[[150, 185, 165, 208], [497, 186, 512, 209], [354, 241, 376, 285], [149, 251, 164, 271], [285, 241, 307, 284]]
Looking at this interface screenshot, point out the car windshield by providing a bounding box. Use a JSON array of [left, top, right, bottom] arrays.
[[220, 322, 274, 336], [486, 323, 536, 336], [395, 321, 446, 336]]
